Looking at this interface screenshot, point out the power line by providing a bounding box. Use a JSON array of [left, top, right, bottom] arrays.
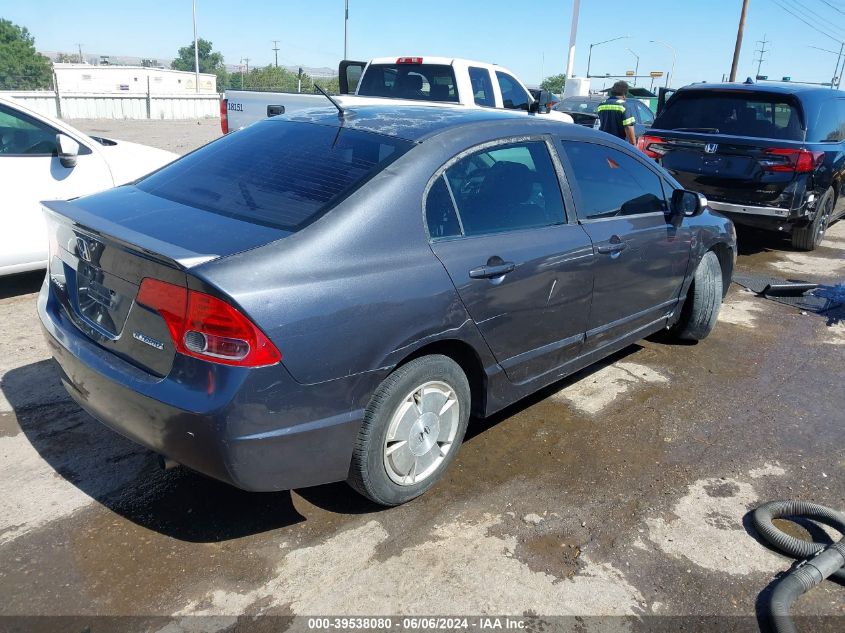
[[817, 0, 845, 15], [772, 0, 843, 44], [782, 0, 845, 34]]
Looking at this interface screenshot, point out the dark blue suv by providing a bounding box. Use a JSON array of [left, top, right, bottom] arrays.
[[640, 82, 845, 250]]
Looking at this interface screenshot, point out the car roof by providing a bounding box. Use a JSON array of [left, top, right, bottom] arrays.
[[368, 56, 497, 68], [281, 104, 561, 142], [677, 81, 845, 98]]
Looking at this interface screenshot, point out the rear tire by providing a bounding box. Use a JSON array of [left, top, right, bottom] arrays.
[[348, 355, 470, 506], [670, 250, 723, 341], [791, 187, 834, 251]]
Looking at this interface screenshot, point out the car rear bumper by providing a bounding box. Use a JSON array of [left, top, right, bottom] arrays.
[[708, 201, 791, 218], [37, 278, 365, 492]]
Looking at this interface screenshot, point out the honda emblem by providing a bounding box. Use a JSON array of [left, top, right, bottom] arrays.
[[704, 143, 719, 154], [76, 236, 92, 262]]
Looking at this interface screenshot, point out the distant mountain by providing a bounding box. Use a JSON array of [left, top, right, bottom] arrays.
[[223, 63, 337, 78]]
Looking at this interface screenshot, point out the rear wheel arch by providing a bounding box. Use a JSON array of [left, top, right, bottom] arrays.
[[397, 340, 487, 418]]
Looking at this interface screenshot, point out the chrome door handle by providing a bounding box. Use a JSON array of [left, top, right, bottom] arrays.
[[469, 262, 515, 279], [596, 240, 627, 255]]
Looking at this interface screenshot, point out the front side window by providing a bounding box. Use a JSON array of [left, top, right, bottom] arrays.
[[357, 63, 459, 102], [0, 104, 57, 155], [637, 102, 655, 125], [563, 141, 667, 220], [469, 67, 495, 107], [436, 141, 566, 236], [496, 72, 530, 111]]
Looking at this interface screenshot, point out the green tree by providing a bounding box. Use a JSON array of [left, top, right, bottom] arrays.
[[171, 38, 227, 90], [56, 52, 83, 63], [0, 19, 53, 90], [540, 73, 566, 95]]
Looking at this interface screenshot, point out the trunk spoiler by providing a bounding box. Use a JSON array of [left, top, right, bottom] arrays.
[[42, 200, 218, 270]]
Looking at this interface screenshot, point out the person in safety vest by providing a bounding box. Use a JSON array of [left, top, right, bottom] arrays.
[[595, 80, 637, 145]]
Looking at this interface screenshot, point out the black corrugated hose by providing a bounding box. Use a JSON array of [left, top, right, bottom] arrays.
[[752, 501, 845, 633]]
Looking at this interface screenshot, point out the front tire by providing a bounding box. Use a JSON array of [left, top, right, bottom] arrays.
[[670, 250, 723, 341], [792, 187, 834, 251], [348, 355, 470, 506]]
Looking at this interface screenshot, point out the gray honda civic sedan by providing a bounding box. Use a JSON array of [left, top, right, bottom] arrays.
[[39, 105, 735, 506]]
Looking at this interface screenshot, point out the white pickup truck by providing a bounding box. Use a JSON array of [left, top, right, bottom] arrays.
[[221, 56, 572, 133]]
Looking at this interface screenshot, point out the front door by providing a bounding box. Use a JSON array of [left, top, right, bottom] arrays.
[[559, 139, 692, 352], [0, 103, 112, 273], [425, 138, 594, 384]]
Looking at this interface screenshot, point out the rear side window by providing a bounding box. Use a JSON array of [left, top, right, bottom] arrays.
[[653, 91, 805, 141], [563, 141, 667, 220], [809, 99, 845, 142], [437, 141, 566, 236], [357, 63, 459, 102], [137, 120, 413, 231], [496, 72, 530, 111], [425, 177, 462, 239], [469, 67, 495, 107]]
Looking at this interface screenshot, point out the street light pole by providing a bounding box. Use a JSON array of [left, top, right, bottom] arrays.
[[586, 35, 629, 78], [564, 0, 581, 79], [729, 0, 750, 82], [649, 39, 677, 88], [192, 0, 200, 93], [626, 48, 640, 86], [344, 0, 349, 59]]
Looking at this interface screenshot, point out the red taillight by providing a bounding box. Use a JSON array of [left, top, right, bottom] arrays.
[[762, 148, 824, 173], [136, 278, 280, 367], [220, 98, 229, 135], [637, 134, 666, 159], [396, 57, 423, 64]]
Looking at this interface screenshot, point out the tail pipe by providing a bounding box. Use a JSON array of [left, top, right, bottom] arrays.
[[752, 501, 845, 633]]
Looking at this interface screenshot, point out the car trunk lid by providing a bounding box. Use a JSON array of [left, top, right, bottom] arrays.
[[43, 192, 289, 377]]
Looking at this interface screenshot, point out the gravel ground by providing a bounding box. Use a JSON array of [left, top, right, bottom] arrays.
[[1, 120, 844, 632], [70, 118, 221, 155]]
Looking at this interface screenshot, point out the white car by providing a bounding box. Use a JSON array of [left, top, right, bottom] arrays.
[[0, 96, 177, 276]]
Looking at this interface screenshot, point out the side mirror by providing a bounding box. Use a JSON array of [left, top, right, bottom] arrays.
[[672, 189, 707, 217], [528, 100, 541, 114], [56, 133, 80, 168]]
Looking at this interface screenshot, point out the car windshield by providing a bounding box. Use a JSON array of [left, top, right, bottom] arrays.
[[654, 91, 805, 140], [357, 63, 459, 102], [558, 99, 600, 113], [137, 120, 413, 231]]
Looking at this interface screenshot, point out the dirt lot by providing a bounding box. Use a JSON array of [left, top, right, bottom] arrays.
[[1, 120, 844, 632]]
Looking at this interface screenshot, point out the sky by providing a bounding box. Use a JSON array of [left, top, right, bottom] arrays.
[[2, 0, 845, 90]]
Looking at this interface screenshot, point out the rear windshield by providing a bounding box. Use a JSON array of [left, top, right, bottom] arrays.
[[137, 120, 413, 231], [357, 63, 459, 102], [558, 99, 600, 113], [654, 91, 805, 141]]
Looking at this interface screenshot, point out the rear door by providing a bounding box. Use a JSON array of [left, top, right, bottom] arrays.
[[645, 90, 807, 207], [426, 137, 594, 384], [559, 139, 692, 352]]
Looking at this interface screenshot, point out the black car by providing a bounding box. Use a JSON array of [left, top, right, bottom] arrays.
[[639, 82, 845, 250], [39, 106, 735, 506], [556, 95, 655, 136]]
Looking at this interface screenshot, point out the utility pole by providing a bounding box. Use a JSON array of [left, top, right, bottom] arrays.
[[272, 40, 280, 68], [344, 0, 349, 60], [564, 0, 581, 79], [75, 43, 84, 63], [754, 34, 769, 78], [192, 0, 200, 92], [729, 0, 750, 82]]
